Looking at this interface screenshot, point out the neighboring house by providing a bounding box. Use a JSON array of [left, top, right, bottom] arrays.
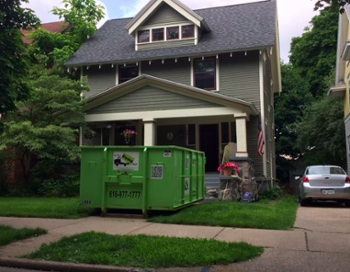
[[21, 21, 69, 44], [66, 0, 281, 179], [329, 5, 350, 173]]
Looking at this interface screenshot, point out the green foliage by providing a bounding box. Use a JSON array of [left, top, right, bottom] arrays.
[[315, 0, 350, 12], [149, 196, 298, 230], [296, 96, 346, 168], [27, 233, 263, 268], [290, 6, 338, 97], [0, 0, 39, 118], [260, 187, 283, 200], [0, 197, 95, 219], [32, 174, 80, 197], [275, 64, 313, 158], [0, 225, 46, 246]]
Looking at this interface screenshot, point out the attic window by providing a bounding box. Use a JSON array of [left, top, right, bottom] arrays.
[[182, 25, 194, 39], [152, 28, 164, 41], [167, 26, 179, 40], [138, 30, 150, 43]]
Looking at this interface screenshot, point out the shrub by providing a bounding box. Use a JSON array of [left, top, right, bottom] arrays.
[[260, 187, 284, 200]]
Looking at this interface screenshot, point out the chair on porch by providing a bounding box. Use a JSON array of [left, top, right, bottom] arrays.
[[221, 142, 237, 165]]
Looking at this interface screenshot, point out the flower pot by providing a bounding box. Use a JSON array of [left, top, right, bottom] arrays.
[[223, 167, 233, 177]]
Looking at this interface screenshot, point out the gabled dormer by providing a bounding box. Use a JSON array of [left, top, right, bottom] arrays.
[[125, 0, 210, 51]]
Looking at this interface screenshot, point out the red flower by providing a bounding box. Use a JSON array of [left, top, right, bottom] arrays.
[[217, 162, 240, 174]]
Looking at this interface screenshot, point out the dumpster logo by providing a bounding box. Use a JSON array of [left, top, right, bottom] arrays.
[[184, 178, 190, 196], [113, 152, 140, 171]]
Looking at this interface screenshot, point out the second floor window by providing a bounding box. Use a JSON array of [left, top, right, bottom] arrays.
[[193, 57, 216, 90], [119, 64, 139, 84]]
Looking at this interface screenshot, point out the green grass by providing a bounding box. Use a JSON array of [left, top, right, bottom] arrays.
[[0, 197, 96, 219], [26, 232, 263, 268], [148, 196, 298, 230], [0, 225, 47, 246]]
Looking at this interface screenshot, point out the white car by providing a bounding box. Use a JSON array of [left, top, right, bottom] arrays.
[[299, 165, 350, 207]]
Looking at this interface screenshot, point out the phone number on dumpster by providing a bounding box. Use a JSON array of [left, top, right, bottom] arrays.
[[109, 191, 141, 199]]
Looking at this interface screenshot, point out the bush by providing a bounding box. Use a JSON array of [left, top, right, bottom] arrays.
[[32, 174, 80, 197], [260, 187, 284, 200]]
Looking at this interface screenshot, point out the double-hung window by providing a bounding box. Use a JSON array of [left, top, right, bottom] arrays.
[[118, 64, 139, 84], [193, 57, 216, 90]]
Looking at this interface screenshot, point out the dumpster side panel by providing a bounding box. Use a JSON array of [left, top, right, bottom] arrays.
[[80, 148, 104, 208], [146, 148, 174, 210]]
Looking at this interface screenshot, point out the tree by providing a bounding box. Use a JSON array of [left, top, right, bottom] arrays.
[[0, 0, 105, 184], [315, 0, 350, 12], [289, 6, 338, 97], [0, 0, 39, 119], [296, 96, 346, 168], [0, 59, 89, 183], [275, 63, 312, 159]]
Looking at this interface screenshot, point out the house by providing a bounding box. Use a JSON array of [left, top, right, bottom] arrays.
[[329, 5, 350, 173], [66, 0, 281, 180], [21, 21, 69, 44]]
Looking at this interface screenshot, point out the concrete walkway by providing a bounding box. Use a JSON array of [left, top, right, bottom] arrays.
[[0, 202, 350, 271]]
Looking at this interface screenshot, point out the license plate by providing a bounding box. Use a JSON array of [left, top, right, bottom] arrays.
[[322, 190, 335, 195]]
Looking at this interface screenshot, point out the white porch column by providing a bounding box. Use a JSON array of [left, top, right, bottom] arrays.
[[143, 119, 156, 146], [235, 115, 249, 157]]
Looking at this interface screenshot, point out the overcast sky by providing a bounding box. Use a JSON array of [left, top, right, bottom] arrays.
[[23, 0, 319, 62]]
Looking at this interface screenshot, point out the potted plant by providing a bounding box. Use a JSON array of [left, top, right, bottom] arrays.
[[217, 160, 240, 177], [120, 129, 136, 145]]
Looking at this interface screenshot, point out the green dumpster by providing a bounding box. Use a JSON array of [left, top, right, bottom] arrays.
[[80, 146, 205, 215]]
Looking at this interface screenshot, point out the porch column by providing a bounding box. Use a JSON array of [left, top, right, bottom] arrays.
[[143, 119, 156, 146], [235, 115, 249, 157]]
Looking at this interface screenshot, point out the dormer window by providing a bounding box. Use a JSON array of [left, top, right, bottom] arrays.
[[138, 30, 150, 43], [152, 28, 164, 42], [182, 25, 194, 39], [167, 26, 179, 40]]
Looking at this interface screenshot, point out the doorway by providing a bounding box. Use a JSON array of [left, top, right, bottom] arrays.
[[200, 124, 219, 172]]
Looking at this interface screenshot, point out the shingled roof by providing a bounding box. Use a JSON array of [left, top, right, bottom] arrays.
[[66, 0, 276, 67]]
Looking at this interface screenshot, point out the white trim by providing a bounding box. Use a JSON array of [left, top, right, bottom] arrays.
[[190, 57, 194, 87], [194, 25, 198, 45], [219, 122, 222, 156], [216, 55, 220, 91], [85, 107, 241, 123], [259, 53, 267, 177]]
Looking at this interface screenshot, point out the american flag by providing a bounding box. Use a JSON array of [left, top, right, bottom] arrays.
[[258, 117, 264, 156]]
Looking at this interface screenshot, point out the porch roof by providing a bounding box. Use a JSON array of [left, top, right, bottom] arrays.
[[83, 74, 260, 116]]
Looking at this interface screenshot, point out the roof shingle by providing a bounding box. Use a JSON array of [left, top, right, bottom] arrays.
[[66, 0, 276, 67]]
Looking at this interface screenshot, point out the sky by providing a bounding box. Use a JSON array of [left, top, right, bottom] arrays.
[[23, 0, 319, 62]]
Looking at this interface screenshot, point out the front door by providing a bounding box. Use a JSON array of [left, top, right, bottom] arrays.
[[200, 124, 219, 172]]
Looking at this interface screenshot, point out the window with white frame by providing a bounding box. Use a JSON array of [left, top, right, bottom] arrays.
[[118, 64, 139, 84], [193, 57, 216, 91], [136, 24, 195, 44]]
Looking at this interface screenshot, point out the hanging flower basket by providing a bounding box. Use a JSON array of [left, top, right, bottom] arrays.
[[217, 162, 240, 177], [120, 129, 136, 145]]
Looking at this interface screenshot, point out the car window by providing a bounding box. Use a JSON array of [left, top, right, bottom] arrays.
[[307, 166, 345, 175]]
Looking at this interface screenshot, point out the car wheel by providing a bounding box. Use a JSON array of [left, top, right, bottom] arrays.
[[344, 200, 350, 208]]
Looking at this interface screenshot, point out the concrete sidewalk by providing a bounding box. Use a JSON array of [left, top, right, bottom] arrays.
[[1, 204, 350, 272]]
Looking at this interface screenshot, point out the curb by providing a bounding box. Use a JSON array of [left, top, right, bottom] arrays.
[[0, 257, 154, 272]]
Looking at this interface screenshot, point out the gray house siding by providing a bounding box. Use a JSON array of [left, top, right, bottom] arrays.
[[84, 65, 115, 98], [138, 39, 195, 51], [345, 114, 350, 174], [142, 3, 188, 26], [87, 85, 222, 114], [219, 51, 260, 110], [247, 116, 264, 176], [141, 58, 191, 85]]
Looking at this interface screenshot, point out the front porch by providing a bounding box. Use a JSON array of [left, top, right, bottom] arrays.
[[81, 112, 250, 172]]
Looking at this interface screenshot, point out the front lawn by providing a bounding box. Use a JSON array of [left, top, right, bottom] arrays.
[[0, 225, 47, 246], [0, 197, 96, 219], [148, 195, 298, 230], [26, 232, 263, 268]]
